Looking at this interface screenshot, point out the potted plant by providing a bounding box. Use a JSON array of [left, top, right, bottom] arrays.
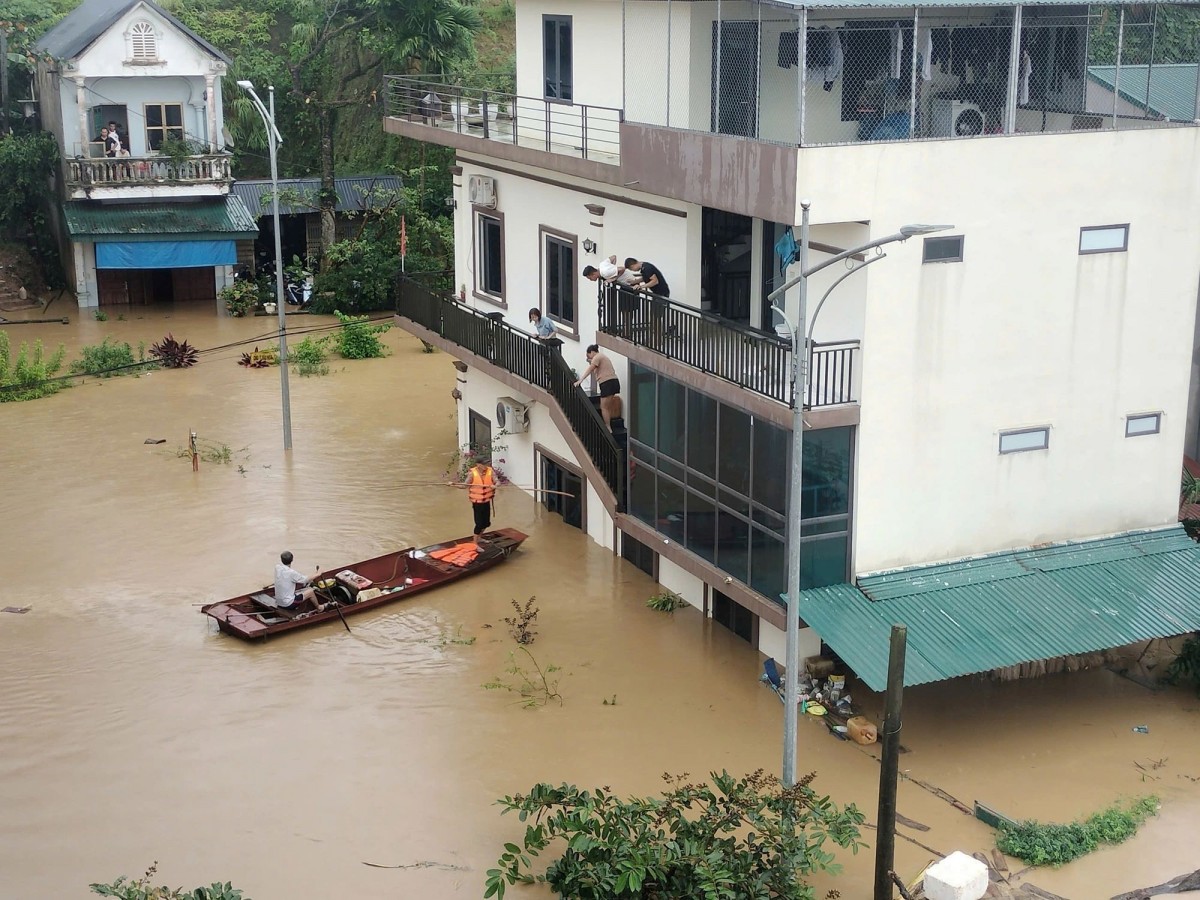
[[220, 281, 260, 317]]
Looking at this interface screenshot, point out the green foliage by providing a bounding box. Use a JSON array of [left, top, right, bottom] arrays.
[[288, 335, 330, 376], [484, 647, 563, 709], [1163, 635, 1200, 695], [89, 861, 247, 899], [1089, 6, 1200, 66], [0, 132, 63, 287], [70, 337, 152, 377], [94, 309, 108, 322], [996, 796, 1159, 867], [220, 281, 262, 317], [0, 331, 68, 401], [332, 310, 390, 358], [503, 597, 539, 645], [647, 591, 685, 613], [486, 770, 864, 900]]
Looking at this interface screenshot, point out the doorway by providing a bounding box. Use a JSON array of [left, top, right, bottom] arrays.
[[710, 22, 759, 138], [701, 208, 754, 324], [711, 588, 756, 644], [538, 449, 584, 530], [96, 267, 216, 306]]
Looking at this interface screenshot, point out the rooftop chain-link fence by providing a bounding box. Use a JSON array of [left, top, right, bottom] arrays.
[[620, 2, 1200, 146]]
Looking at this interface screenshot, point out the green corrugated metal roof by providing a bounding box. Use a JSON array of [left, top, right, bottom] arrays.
[[1088, 64, 1199, 122], [63, 196, 260, 242], [798, 527, 1200, 691]]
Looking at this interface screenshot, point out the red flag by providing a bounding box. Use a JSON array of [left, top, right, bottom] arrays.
[[400, 215, 407, 258]]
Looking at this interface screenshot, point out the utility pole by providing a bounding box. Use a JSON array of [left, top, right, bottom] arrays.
[[874, 624, 908, 900]]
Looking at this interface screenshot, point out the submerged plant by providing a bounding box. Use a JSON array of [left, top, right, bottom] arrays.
[[237, 346, 278, 368], [90, 860, 247, 899], [996, 795, 1159, 866], [149, 334, 198, 369], [0, 332, 68, 402], [646, 590, 685, 613], [71, 337, 151, 377], [503, 597, 539, 645], [332, 310, 390, 359], [288, 336, 330, 376], [483, 647, 563, 708], [1163, 635, 1200, 696]]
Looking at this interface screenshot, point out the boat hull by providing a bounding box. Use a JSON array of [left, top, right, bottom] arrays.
[[201, 528, 526, 640]]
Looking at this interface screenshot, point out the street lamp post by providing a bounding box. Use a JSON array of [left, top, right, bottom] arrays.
[[769, 203, 950, 787], [237, 80, 293, 451]]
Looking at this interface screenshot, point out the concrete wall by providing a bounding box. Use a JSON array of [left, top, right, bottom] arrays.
[[793, 126, 1200, 572], [515, 0, 623, 110]]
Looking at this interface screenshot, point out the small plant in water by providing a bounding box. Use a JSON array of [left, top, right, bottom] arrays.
[[149, 334, 198, 369], [1162, 635, 1200, 696], [646, 590, 685, 613], [420, 339, 437, 354], [995, 795, 1159, 866], [0, 333, 68, 402], [503, 597, 539, 645], [71, 337, 153, 378], [237, 346, 279, 368], [288, 336, 330, 376], [332, 310, 390, 359], [483, 647, 563, 708], [90, 860, 247, 899], [94, 309, 108, 321]]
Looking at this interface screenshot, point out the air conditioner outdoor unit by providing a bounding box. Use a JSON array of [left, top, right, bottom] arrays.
[[930, 98, 986, 139], [496, 396, 529, 433], [468, 175, 497, 208]]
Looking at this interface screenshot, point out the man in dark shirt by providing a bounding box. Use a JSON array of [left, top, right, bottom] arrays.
[[625, 258, 671, 340], [625, 258, 669, 297]]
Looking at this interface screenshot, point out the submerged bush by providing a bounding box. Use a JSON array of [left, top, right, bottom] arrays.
[[996, 795, 1159, 866], [287, 336, 329, 377], [333, 310, 390, 359], [0, 332, 68, 401], [71, 336, 152, 377]]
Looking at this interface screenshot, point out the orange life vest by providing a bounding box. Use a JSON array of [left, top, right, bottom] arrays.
[[429, 542, 480, 567], [467, 465, 496, 503]]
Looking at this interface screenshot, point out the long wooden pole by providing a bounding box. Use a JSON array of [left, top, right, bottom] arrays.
[[874, 624, 908, 900], [394, 481, 576, 497]]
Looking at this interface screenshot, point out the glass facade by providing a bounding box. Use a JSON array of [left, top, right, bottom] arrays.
[[628, 363, 852, 604]]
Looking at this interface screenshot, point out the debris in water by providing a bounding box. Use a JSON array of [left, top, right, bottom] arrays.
[[1132, 725, 1150, 734], [3, 606, 31, 614], [1110, 867, 1200, 899], [361, 860, 469, 871], [144, 438, 166, 444]]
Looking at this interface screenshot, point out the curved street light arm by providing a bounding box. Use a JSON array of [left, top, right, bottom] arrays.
[[806, 252, 886, 349]]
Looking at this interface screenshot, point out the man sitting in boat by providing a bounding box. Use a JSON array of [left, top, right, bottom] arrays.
[[274, 551, 318, 611]]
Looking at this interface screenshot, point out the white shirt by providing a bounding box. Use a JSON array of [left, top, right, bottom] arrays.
[[599, 258, 640, 286], [274, 563, 309, 606]]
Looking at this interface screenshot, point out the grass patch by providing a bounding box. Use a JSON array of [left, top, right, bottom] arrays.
[[996, 795, 1159, 866]]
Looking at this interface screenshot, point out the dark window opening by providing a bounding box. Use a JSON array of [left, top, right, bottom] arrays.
[[712, 589, 754, 643], [544, 233, 576, 328], [621, 533, 657, 577], [923, 235, 965, 264], [468, 409, 492, 452], [476, 213, 504, 299], [540, 454, 583, 529], [543, 16, 573, 101]]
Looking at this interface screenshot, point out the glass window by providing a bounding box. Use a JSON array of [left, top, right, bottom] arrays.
[[922, 235, 964, 263], [1125, 413, 1161, 437], [658, 456, 684, 484], [543, 16, 573, 101], [687, 390, 718, 478], [802, 427, 851, 518], [999, 427, 1050, 454], [751, 503, 786, 536], [656, 475, 686, 544], [750, 527, 786, 602], [687, 469, 716, 497], [719, 404, 751, 495], [629, 461, 655, 523], [629, 364, 656, 444], [1079, 225, 1128, 254], [475, 212, 504, 298], [658, 377, 686, 462], [144, 102, 184, 150], [752, 418, 789, 515], [715, 507, 750, 583], [686, 490, 717, 564], [543, 233, 575, 327], [800, 534, 848, 590]]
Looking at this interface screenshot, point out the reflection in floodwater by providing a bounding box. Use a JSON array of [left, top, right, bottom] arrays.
[[1, 307, 1198, 898]]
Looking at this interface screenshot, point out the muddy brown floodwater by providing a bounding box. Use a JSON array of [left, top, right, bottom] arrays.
[[2, 307, 1199, 900]]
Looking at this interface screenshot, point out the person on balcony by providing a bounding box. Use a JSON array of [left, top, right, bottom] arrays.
[[584, 257, 640, 334], [528, 307, 558, 342], [104, 124, 122, 158], [626, 258, 672, 340], [574, 344, 621, 430]]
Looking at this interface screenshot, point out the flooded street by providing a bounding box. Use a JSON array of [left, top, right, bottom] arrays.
[[2, 307, 1199, 899]]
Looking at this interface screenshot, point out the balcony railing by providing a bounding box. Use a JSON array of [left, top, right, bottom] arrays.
[[385, 75, 622, 164], [396, 275, 626, 509], [599, 284, 857, 409], [67, 154, 233, 188]]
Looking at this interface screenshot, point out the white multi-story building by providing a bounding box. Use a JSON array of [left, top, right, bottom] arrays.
[[36, 0, 255, 310], [386, 0, 1200, 690]]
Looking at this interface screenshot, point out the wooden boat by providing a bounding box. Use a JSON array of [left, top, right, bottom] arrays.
[[201, 528, 527, 640]]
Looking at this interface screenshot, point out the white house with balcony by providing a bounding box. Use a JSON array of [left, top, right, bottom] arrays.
[[35, 0, 255, 309], [387, 0, 1200, 692]]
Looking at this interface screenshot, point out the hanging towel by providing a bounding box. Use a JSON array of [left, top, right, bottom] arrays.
[[890, 25, 903, 79], [917, 26, 933, 81], [819, 28, 844, 89], [1018, 47, 1032, 104]]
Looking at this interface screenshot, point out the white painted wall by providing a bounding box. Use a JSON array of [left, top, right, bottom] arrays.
[[53, 2, 226, 156], [791, 126, 1200, 572], [515, 0, 623, 110]]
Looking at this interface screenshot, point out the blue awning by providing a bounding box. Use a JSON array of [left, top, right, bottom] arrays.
[[95, 240, 237, 269]]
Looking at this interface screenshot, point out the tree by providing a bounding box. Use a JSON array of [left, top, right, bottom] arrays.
[[486, 770, 865, 900]]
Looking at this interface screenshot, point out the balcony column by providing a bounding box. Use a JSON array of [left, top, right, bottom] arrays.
[[205, 72, 218, 150], [75, 77, 87, 154], [1003, 6, 1023, 133]]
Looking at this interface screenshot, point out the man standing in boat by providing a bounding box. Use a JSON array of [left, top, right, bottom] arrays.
[[464, 456, 498, 544], [275, 551, 317, 610]]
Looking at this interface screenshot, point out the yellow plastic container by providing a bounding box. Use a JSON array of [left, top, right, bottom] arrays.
[[846, 716, 878, 745]]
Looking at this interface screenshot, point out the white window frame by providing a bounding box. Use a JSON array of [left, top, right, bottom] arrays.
[[128, 21, 158, 62], [922, 234, 965, 264], [999, 426, 1050, 454], [1079, 224, 1129, 255], [1125, 412, 1162, 437]]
